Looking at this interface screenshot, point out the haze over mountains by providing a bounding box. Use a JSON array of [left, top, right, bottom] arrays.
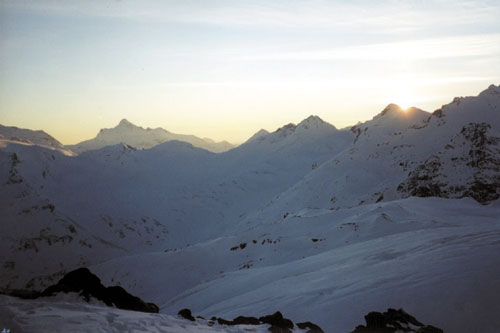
[[66, 118, 235, 153], [1, 84, 500, 332]]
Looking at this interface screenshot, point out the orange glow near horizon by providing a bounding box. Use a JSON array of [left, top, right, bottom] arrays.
[[391, 83, 420, 110], [1, 2, 499, 145]]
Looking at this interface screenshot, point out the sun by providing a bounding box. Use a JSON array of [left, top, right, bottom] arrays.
[[394, 90, 419, 110]]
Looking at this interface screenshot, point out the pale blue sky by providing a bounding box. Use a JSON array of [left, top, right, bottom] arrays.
[[1, 0, 499, 144]]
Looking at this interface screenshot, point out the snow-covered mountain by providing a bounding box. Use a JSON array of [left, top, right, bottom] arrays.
[[398, 122, 500, 202], [250, 85, 500, 224], [1, 85, 500, 332], [67, 119, 234, 153], [0, 124, 73, 155], [0, 114, 351, 290]]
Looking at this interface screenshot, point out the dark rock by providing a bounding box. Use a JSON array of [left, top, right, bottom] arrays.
[[384, 308, 423, 327], [181, 310, 321, 332], [398, 122, 500, 204], [217, 317, 233, 325], [297, 321, 324, 332], [351, 308, 443, 333], [40, 267, 159, 313], [365, 311, 387, 328], [106, 286, 159, 313], [232, 316, 261, 325], [259, 311, 294, 330], [215, 315, 261, 326], [40, 267, 106, 301], [178, 308, 195, 321]]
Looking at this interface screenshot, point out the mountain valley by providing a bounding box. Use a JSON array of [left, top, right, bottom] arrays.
[[1, 85, 500, 332]]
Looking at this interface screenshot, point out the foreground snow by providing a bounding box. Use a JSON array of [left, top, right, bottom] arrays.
[[90, 197, 500, 333], [0, 295, 276, 333]]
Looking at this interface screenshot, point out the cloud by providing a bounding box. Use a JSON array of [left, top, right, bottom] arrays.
[[240, 34, 500, 61], [96, 76, 496, 92]]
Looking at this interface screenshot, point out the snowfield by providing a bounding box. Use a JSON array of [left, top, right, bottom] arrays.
[[1, 85, 500, 332], [90, 198, 500, 333], [0, 295, 273, 332]]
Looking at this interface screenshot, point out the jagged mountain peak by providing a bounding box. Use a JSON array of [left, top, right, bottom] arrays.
[[353, 104, 429, 133], [380, 103, 403, 115], [297, 115, 334, 130], [300, 115, 324, 124], [275, 123, 297, 133], [116, 118, 140, 129], [71, 119, 234, 153], [428, 84, 500, 130], [273, 115, 333, 135], [246, 129, 270, 143], [377, 104, 425, 118], [271, 123, 297, 140], [479, 84, 500, 96]]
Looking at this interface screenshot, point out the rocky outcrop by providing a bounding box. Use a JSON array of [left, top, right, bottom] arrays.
[[178, 308, 323, 332], [351, 308, 443, 333], [6, 153, 23, 184], [398, 123, 500, 204], [40, 267, 159, 313], [297, 321, 324, 332], [259, 311, 294, 332], [178, 308, 195, 321]]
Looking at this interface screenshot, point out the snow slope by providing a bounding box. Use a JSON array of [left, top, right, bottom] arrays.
[[0, 295, 274, 332], [1, 85, 500, 333], [0, 124, 73, 155], [68, 119, 234, 153], [0, 114, 352, 290], [90, 198, 500, 333]]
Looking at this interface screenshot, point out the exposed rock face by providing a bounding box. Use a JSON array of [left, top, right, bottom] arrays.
[[351, 308, 443, 333], [40, 268, 159, 313], [178, 308, 323, 332], [231, 316, 261, 325], [259, 311, 294, 332], [296, 321, 324, 332], [6, 153, 23, 184], [178, 308, 195, 321], [398, 123, 500, 204]]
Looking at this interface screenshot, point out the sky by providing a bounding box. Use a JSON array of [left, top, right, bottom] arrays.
[[1, 0, 499, 144]]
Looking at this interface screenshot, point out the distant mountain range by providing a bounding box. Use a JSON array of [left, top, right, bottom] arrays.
[[66, 118, 235, 153], [1, 84, 500, 333], [1, 119, 234, 154]]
